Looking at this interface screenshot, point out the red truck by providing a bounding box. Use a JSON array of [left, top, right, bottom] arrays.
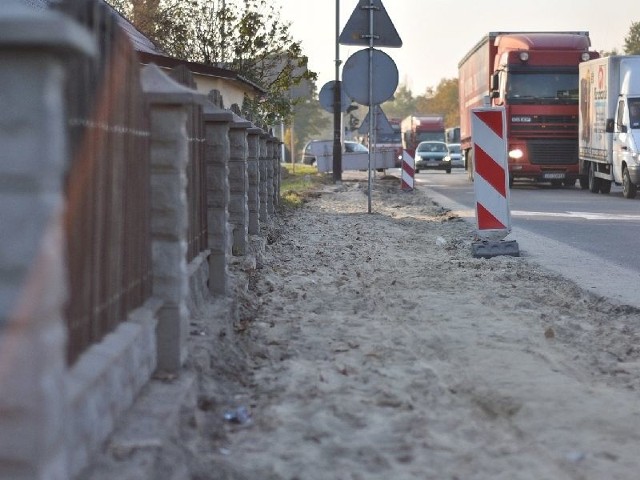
[[458, 32, 599, 186], [400, 114, 446, 159]]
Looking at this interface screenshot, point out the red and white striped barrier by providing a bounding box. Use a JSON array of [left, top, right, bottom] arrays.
[[471, 107, 511, 240], [401, 150, 414, 191]]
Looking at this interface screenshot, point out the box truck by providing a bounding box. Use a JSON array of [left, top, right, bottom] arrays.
[[458, 32, 599, 185], [578, 55, 640, 198], [400, 115, 445, 159]]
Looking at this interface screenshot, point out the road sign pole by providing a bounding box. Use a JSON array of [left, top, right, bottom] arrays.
[[333, 0, 342, 182], [367, 0, 375, 213]]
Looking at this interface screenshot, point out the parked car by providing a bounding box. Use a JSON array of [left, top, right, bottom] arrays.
[[414, 141, 451, 173], [301, 140, 368, 165], [445, 143, 463, 168]]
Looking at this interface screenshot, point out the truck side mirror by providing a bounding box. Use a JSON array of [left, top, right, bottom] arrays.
[[491, 73, 500, 91], [605, 118, 615, 133]]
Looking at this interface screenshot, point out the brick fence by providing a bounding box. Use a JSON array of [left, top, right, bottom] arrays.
[[0, 2, 282, 478]]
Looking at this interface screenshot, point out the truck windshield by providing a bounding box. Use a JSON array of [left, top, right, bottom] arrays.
[[416, 132, 445, 142], [507, 72, 578, 104], [376, 132, 402, 144]]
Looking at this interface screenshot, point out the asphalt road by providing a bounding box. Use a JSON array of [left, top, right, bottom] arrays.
[[408, 167, 640, 308]]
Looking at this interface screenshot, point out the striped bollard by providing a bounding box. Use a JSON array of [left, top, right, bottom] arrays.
[[401, 150, 415, 191], [470, 107, 519, 258]]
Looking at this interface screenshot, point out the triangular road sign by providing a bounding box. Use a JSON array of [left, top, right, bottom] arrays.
[[358, 105, 394, 135], [339, 0, 402, 48]]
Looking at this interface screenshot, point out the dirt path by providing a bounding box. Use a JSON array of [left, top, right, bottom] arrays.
[[185, 174, 640, 479]]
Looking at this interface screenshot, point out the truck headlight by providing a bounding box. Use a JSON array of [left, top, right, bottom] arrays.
[[509, 148, 524, 159]]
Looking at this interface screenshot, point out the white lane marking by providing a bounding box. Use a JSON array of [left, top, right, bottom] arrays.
[[511, 211, 640, 221]]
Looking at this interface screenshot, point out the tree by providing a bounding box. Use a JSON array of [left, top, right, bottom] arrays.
[[415, 78, 459, 127], [624, 21, 640, 54], [106, 0, 317, 125], [379, 84, 417, 120], [599, 48, 621, 57]]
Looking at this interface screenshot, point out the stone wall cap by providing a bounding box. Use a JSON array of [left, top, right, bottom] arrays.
[[203, 102, 234, 122], [142, 63, 206, 106], [247, 126, 264, 135], [0, 3, 95, 57], [228, 111, 252, 130]]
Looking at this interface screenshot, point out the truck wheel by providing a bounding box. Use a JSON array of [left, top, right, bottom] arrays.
[[622, 166, 637, 199], [446, 168, 451, 174], [588, 163, 601, 193], [599, 180, 612, 194]]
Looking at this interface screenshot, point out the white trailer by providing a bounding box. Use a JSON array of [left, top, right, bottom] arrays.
[[578, 56, 640, 198]]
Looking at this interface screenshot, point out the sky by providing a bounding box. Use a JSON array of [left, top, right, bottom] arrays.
[[273, 0, 640, 96]]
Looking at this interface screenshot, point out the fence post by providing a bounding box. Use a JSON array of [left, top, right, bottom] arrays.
[[265, 135, 276, 216], [141, 63, 204, 373], [228, 114, 252, 256], [203, 101, 234, 295], [273, 137, 282, 208], [0, 3, 94, 479], [247, 126, 263, 235], [258, 131, 270, 225]]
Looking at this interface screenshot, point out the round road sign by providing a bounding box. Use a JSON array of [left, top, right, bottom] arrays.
[[342, 48, 398, 106], [319, 80, 351, 113]]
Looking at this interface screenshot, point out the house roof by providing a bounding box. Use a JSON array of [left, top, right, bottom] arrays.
[[138, 52, 267, 95]]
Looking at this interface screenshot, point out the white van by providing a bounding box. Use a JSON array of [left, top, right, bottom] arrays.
[[301, 140, 367, 165]]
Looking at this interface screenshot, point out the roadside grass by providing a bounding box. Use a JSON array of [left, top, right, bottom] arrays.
[[279, 163, 332, 208]]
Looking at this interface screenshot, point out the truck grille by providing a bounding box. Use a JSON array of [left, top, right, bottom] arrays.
[[527, 139, 578, 165], [510, 115, 578, 135]]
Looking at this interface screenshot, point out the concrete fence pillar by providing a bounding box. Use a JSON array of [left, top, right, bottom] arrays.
[[228, 114, 252, 256], [265, 136, 276, 215], [141, 64, 204, 374], [247, 127, 263, 235], [203, 102, 233, 295], [273, 138, 282, 208], [258, 132, 269, 224], [0, 4, 94, 480]]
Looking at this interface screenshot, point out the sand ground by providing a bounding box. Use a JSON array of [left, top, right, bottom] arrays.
[[86, 172, 640, 480]]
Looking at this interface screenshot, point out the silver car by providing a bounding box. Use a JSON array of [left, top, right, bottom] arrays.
[[445, 143, 463, 168], [414, 141, 451, 174]]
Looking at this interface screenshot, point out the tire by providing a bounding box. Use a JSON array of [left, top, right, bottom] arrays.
[[446, 168, 451, 174], [588, 162, 601, 193], [622, 166, 637, 199], [508, 174, 514, 188], [415, 168, 420, 174], [599, 180, 612, 194]]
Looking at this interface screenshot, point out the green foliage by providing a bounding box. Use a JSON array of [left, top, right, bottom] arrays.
[[290, 95, 330, 160], [106, 0, 317, 125], [380, 84, 417, 120], [624, 21, 640, 54], [415, 78, 459, 127], [279, 164, 330, 209]]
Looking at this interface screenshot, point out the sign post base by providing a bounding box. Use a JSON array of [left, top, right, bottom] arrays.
[[471, 239, 520, 259]]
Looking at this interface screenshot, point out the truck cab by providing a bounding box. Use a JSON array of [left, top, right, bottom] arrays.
[[610, 96, 640, 196]]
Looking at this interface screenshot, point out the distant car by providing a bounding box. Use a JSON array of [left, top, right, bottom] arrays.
[[414, 141, 451, 173], [301, 140, 368, 165], [445, 143, 463, 168]]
